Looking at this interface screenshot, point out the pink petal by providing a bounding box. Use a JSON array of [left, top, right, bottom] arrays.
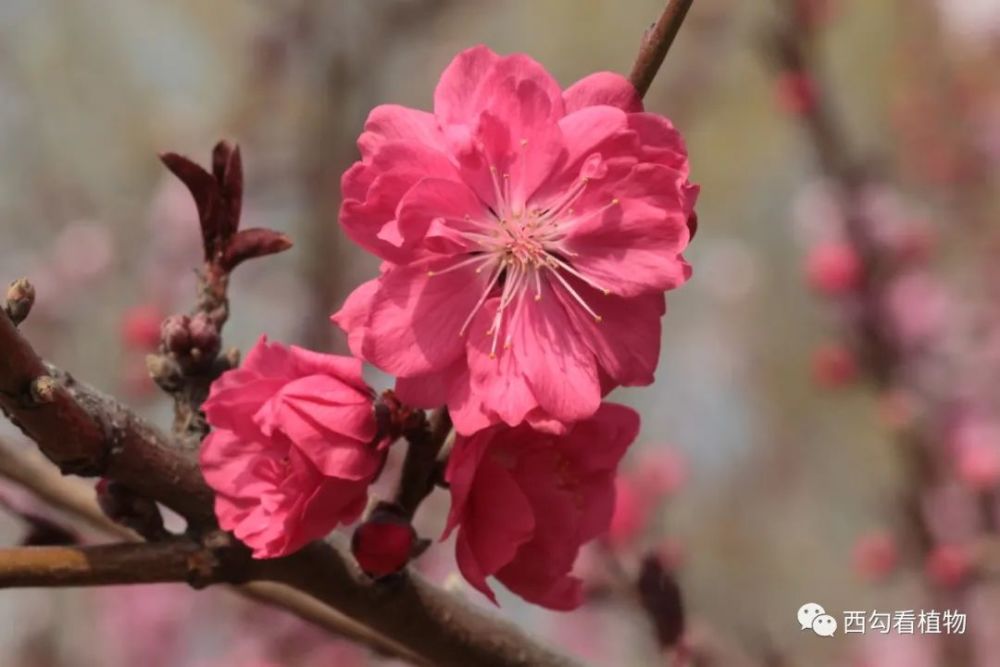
[[395, 178, 489, 253], [563, 72, 643, 113], [558, 282, 665, 387], [628, 112, 691, 175], [340, 143, 457, 263], [364, 260, 491, 377], [559, 165, 693, 297], [357, 104, 445, 160], [468, 287, 601, 427], [456, 456, 536, 595], [330, 277, 380, 359], [555, 105, 633, 176], [287, 347, 368, 392], [442, 432, 493, 540], [434, 46, 564, 130]]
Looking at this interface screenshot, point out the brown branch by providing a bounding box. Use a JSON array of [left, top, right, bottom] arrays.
[[265, 539, 582, 667], [629, 0, 696, 98], [0, 289, 585, 666], [0, 307, 216, 526], [0, 440, 423, 665], [239, 582, 428, 666], [0, 542, 240, 589], [394, 407, 452, 520]]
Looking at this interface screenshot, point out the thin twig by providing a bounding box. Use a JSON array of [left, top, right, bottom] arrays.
[[394, 407, 452, 520], [629, 0, 696, 98]]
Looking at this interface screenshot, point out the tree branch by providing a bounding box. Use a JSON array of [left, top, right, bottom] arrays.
[[629, 0, 696, 98], [0, 440, 425, 665], [0, 306, 216, 526], [0, 542, 240, 589], [394, 407, 452, 521], [0, 290, 584, 666]]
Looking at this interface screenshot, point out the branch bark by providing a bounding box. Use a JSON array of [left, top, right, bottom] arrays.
[[0, 301, 583, 666], [629, 0, 696, 98], [0, 542, 238, 589], [394, 407, 452, 520]]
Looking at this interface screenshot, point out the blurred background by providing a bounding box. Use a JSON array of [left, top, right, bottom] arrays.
[[0, 0, 998, 665]]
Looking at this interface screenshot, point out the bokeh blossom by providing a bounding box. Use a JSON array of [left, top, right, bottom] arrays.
[[200, 337, 388, 558], [333, 45, 697, 435]]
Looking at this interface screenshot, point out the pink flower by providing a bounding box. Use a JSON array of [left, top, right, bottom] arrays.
[[951, 417, 1000, 491], [607, 446, 687, 549], [200, 337, 387, 558], [443, 402, 639, 609], [332, 45, 697, 435], [926, 543, 973, 589], [804, 241, 862, 295], [852, 530, 899, 582]]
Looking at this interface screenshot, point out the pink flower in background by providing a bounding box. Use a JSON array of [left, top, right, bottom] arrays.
[[200, 337, 388, 558], [443, 402, 639, 609], [333, 45, 697, 435], [951, 417, 1000, 491], [926, 543, 973, 589], [852, 530, 899, 582], [884, 271, 950, 348], [607, 446, 687, 549], [804, 241, 861, 295], [121, 303, 165, 351]]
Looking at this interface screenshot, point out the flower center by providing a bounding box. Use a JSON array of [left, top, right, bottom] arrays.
[[429, 160, 618, 359]]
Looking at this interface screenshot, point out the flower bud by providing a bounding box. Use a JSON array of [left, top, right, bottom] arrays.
[[188, 312, 221, 359], [351, 505, 417, 579], [161, 314, 192, 355]]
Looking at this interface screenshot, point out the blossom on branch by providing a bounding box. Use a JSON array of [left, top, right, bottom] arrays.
[[200, 337, 389, 558], [333, 45, 698, 435], [443, 402, 639, 609]]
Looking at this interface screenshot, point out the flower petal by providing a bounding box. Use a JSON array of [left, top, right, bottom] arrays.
[[563, 72, 643, 113], [364, 259, 492, 376]]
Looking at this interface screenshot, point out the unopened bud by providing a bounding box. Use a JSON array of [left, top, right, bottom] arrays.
[[161, 314, 192, 354], [188, 312, 220, 359], [352, 504, 417, 579], [4, 278, 35, 325]]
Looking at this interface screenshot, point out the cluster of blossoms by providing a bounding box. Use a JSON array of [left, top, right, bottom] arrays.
[[200, 46, 697, 609]]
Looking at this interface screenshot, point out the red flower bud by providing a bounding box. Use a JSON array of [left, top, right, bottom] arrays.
[[188, 312, 221, 358], [351, 507, 417, 579], [161, 314, 192, 354]]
